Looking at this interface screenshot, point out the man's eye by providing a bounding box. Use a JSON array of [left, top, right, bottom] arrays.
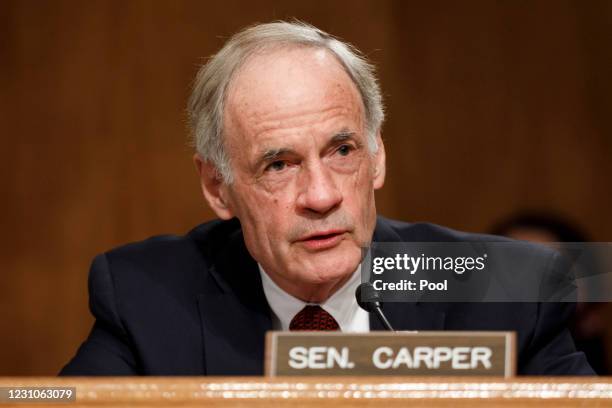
[[265, 161, 286, 172], [337, 144, 354, 156]]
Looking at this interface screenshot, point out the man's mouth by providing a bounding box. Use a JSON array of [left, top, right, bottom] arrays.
[[297, 230, 346, 251]]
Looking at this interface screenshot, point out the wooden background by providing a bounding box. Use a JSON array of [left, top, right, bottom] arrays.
[[1, 0, 610, 375]]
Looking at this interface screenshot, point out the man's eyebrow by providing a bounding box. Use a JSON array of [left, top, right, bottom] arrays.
[[253, 130, 359, 170], [330, 130, 358, 144], [262, 148, 292, 162], [253, 147, 294, 169]]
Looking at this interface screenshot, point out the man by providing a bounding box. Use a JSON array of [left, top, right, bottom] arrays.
[[60, 21, 593, 375]]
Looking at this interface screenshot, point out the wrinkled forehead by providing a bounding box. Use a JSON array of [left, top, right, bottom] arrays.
[[223, 45, 365, 141]]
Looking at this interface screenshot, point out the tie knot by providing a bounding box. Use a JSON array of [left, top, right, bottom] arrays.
[[289, 305, 340, 331]]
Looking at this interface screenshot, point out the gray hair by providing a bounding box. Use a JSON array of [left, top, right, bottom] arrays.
[[187, 20, 385, 183]]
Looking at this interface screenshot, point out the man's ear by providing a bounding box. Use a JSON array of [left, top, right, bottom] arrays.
[[373, 132, 386, 189], [193, 154, 234, 220]]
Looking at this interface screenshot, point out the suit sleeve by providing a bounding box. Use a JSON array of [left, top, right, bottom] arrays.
[[59, 254, 139, 375], [519, 252, 595, 375]]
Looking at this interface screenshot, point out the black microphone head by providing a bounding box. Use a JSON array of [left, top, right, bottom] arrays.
[[355, 282, 382, 312]]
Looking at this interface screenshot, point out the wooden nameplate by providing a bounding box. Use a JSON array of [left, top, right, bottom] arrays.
[[265, 331, 515, 377]]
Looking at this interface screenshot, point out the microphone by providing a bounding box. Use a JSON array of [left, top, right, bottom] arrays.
[[355, 282, 395, 331]]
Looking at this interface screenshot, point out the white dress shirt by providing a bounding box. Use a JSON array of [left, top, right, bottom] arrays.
[[259, 264, 370, 332]]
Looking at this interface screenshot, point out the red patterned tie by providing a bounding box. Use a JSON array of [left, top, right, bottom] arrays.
[[289, 305, 340, 331]]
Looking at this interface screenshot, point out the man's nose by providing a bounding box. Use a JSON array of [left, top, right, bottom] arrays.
[[296, 162, 343, 215]]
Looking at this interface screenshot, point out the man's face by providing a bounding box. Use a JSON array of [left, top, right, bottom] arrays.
[[206, 47, 385, 300]]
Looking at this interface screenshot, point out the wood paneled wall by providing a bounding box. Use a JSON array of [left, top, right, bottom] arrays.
[[1, 0, 610, 375]]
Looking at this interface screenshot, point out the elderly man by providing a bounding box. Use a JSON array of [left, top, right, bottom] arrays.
[[61, 21, 593, 375]]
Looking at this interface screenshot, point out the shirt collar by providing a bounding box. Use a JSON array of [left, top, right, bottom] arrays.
[[258, 264, 362, 331]]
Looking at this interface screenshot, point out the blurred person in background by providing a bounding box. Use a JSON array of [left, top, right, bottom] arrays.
[[491, 211, 610, 375]]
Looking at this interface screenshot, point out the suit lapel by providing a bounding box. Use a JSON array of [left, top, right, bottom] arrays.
[[369, 217, 446, 331], [196, 222, 272, 375], [369, 302, 446, 331]]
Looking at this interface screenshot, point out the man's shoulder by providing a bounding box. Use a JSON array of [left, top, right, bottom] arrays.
[[103, 218, 241, 264], [378, 216, 512, 243], [95, 218, 244, 295], [82, 218, 249, 334], [376, 216, 558, 267]]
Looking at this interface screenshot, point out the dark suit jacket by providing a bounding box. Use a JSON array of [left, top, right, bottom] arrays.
[[60, 217, 594, 375]]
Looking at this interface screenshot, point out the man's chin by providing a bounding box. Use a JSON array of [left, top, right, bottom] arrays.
[[292, 245, 362, 285]]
